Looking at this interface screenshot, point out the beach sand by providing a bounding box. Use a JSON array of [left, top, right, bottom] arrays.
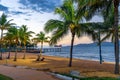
[[0, 52, 120, 78]]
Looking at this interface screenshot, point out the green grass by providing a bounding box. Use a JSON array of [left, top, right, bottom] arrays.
[[0, 74, 13, 80], [80, 77, 118, 80]]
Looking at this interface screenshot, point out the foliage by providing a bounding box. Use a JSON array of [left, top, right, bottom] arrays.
[[0, 74, 13, 80]]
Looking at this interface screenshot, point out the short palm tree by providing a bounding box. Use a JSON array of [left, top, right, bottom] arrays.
[[7, 26, 20, 61], [35, 31, 49, 61], [0, 13, 14, 60], [4, 33, 13, 59], [19, 25, 34, 59]]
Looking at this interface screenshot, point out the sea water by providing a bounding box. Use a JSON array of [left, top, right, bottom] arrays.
[[42, 42, 118, 62]]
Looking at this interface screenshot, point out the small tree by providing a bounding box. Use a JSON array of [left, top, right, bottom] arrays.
[[35, 31, 49, 61], [19, 25, 34, 59]]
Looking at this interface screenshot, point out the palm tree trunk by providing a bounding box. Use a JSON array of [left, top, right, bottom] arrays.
[[7, 44, 11, 59], [0, 30, 3, 60], [0, 50, 2, 60], [1, 30, 3, 40], [98, 28, 102, 64], [36, 42, 43, 61], [14, 44, 17, 61], [114, 0, 119, 74], [23, 43, 26, 59], [68, 33, 75, 67]]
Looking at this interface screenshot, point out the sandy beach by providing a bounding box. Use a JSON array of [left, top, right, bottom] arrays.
[[0, 52, 120, 78]]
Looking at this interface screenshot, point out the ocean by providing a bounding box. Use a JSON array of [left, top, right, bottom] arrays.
[[42, 42, 118, 62]]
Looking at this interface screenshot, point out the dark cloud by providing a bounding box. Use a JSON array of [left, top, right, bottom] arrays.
[[24, 18, 30, 21], [19, 0, 62, 12], [0, 4, 8, 12], [10, 11, 25, 15]]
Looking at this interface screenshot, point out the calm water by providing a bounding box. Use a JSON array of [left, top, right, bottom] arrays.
[[42, 42, 118, 62]]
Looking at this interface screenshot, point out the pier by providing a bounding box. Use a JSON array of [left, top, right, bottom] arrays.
[[26, 47, 62, 53], [43, 47, 61, 52]]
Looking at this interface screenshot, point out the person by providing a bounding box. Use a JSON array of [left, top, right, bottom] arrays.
[[41, 57, 45, 61]]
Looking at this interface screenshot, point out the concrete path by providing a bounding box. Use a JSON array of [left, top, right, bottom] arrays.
[[0, 65, 59, 80]]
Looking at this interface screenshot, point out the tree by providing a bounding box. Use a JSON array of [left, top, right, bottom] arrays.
[[44, 0, 87, 67], [35, 32, 49, 61], [4, 32, 14, 59], [7, 26, 20, 61], [74, 0, 120, 74], [19, 25, 34, 59], [0, 13, 14, 60]]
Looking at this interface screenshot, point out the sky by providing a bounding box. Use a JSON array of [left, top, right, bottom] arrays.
[[0, 0, 104, 46]]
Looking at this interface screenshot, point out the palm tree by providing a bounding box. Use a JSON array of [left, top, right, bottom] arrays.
[[44, 0, 87, 67], [4, 33, 13, 59], [7, 26, 20, 61], [19, 25, 34, 59], [73, 0, 120, 74], [0, 13, 14, 60], [35, 31, 49, 61]]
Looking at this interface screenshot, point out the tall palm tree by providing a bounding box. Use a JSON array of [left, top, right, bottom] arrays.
[[74, 0, 120, 74], [35, 31, 49, 61], [0, 13, 14, 60], [19, 25, 34, 59], [44, 0, 87, 67], [7, 26, 20, 61]]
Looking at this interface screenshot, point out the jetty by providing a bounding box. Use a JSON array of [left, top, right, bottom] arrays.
[[26, 46, 62, 53]]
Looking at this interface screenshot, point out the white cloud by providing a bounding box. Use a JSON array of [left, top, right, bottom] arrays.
[[0, 0, 100, 45]]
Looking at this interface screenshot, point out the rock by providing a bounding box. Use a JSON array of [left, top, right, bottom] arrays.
[[16, 66, 28, 69]]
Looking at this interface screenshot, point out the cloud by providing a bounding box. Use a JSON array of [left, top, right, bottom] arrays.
[[19, 0, 62, 12], [0, 4, 8, 12], [9, 11, 25, 15], [24, 18, 29, 21]]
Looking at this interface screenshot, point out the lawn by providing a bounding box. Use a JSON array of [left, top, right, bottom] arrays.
[[80, 77, 118, 80], [0, 74, 13, 80]]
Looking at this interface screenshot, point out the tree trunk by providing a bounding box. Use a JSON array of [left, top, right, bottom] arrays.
[[68, 33, 75, 67], [0, 30, 3, 60], [98, 28, 102, 64], [0, 50, 2, 60], [14, 44, 17, 61], [114, 0, 119, 74], [7, 44, 11, 59], [36, 42, 43, 61], [23, 43, 26, 59], [1, 30, 3, 40]]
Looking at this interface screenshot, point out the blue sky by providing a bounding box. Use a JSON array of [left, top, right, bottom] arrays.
[[0, 0, 104, 45], [0, 0, 62, 33]]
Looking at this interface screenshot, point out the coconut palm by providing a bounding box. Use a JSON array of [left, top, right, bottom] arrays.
[[0, 13, 14, 60], [35, 31, 49, 61], [19, 25, 34, 59], [44, 0, 88, 67], [4, 33, 14, 59], [7, 26, 20, 61], [74, 0, 120, 74]]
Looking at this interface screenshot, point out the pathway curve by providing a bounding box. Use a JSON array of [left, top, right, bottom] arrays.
[[0, 65, 59, 80]]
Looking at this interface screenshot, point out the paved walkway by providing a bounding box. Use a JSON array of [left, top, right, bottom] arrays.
[[0, 65, 59, 80]]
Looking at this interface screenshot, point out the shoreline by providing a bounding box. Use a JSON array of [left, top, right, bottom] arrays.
[[42, 54, 116, 65], [0, 52, 120, 77]]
